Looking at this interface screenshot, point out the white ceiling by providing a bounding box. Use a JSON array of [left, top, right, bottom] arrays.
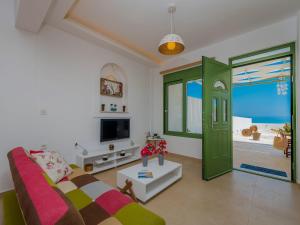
[[64, 0, 300, 64]]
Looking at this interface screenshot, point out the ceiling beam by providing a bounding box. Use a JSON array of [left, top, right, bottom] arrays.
[[45, 0, 158, 66], [14, 0, 54, 32], [160, 60, 202, 75]]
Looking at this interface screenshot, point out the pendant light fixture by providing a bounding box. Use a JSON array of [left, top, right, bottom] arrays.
[[158, 4, 184, 55]]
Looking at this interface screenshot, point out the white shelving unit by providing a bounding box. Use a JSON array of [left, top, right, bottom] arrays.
[[76, 145, 140, 174]]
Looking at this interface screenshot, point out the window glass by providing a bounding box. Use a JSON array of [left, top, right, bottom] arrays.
[[212, 98, 218, 122], [223, 99, 228, 122], [186, 79, 202, 134], [213, 80, 226, 90], [168, 83, 183, 132]]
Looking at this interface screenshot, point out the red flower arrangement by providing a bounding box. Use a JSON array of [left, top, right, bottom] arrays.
[[141, 143, 155, 157], [154, 140, 168, 156]]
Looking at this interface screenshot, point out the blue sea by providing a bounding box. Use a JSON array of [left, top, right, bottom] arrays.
[[232, 79, 291, 124], [234, 115, 291, 124], [252, 116, 291, 124]]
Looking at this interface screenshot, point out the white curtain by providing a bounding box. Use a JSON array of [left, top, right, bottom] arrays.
[[187, 97, 202, 134], [168, 83, 183, 132]]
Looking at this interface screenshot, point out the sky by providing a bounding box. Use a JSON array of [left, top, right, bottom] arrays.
[[232, 79, 291, 123], [187, 80, 202, 99], [232, 57, 291, 124], [186, 78, 291, 124]]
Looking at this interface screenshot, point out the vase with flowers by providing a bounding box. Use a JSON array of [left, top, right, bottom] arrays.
[[154, 140, 168, 166], [140, 143, 155, 167]]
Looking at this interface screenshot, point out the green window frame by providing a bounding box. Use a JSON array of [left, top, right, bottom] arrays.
[[163, 66, 202, 139], [229, 42, 297, 183]]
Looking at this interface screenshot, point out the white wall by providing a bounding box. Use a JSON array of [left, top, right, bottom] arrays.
[[151, 16, 298, 162], [233, 116, 252, 136], [0, 0, 151, 192]]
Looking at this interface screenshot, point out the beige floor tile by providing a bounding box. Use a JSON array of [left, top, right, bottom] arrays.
[[233, 141, 291, 180]]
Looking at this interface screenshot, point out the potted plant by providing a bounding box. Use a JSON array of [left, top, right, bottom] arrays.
[[154, 140, 168, 166], [140, 143, 155, 167], [271, 123, 291, 150]]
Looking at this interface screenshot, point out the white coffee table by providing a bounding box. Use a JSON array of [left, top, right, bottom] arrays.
[[117, 159, 182, 202]]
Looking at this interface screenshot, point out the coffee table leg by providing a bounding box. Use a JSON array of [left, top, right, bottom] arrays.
[[120, 179, 138, 202]]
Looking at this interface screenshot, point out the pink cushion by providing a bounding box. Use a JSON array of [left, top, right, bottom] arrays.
[[11, 147, 69, 225], [95, 190, 133, 215], [29, 149, 44, 155], [31, 151, 73, 183]]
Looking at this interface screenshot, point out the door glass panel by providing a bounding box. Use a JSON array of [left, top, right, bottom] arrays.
[[212, 98, 218, 122], [213, 80, 226, 90], [186, 79, 202, 134], [168, 83, 183, 132], [223, 99, 228, 122]]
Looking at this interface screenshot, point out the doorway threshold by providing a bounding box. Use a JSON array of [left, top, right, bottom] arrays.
[[233, 167, 291, 182]]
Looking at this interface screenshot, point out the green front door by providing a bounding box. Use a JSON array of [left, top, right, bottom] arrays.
[[202, 57, 232, 180]]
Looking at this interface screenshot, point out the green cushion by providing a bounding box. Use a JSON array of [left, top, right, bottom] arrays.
[[65, 189, 92, 210], [70, 164, 80, 169], [3, 190, 26, 225], [43, 173, 56, 187], [115, 203, 165, 225]]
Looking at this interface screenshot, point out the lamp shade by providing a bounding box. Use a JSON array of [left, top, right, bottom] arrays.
[[158, 33, 185, 55]]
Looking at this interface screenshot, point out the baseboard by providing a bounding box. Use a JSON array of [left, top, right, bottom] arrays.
[[168, 152, 202, 161]]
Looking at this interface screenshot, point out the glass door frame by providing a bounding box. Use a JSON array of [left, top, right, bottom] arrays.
[[229, 42, 296, 182]]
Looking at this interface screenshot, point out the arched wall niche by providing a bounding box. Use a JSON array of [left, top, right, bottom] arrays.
[[98, 63, 128, 113]]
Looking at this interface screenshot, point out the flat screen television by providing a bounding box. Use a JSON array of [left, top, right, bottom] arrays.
[[100, 118, 130, 142]]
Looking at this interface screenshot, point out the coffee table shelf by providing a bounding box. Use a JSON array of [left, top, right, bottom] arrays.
[[117, 159, 182, 202]]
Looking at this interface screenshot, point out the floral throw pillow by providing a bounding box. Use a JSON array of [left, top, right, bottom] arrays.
[[31, 151, 73, 183]]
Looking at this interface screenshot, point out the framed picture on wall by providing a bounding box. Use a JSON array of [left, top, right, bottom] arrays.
[[100, 78, 123, 97]]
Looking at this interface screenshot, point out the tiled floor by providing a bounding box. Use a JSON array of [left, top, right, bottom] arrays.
[[233, 141, 291, 180], [1, 153, 300, 225], [93, 153, 300, 225]]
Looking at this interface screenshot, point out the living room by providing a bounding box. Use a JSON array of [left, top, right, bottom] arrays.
[[1, 0, 300, 225]]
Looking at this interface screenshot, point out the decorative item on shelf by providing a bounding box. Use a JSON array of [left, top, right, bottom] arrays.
[[75, 142, 88, 156], [130, 140, 135, 146], [146, 131, 151, 138], [122, 105, 126, 112], [102, 155, 109, 161], [100, 78, 123, 97], [109, 144, 114, 151], [141, 143, 155, 167], [152, 133, 161, 139], [110, 104, 117, 112], [101, 104, 105, 112], [82, 149, 88, 156], [84, 163, 93, 172], [120, 151, 126, 157], [154, 140, 168, 166]]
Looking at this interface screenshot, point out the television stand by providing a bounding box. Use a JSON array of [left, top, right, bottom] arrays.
[[76, 145, 140, 174]]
